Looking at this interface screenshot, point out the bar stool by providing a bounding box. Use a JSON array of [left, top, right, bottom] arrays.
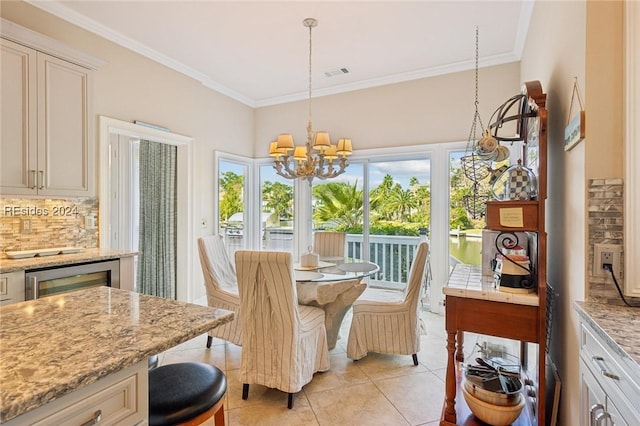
[[149, 362, 226, 426]]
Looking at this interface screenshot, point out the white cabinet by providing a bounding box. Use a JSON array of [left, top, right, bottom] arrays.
[[624, 1, 640, 297], [0, 270, 25, 306], [1, 38, 94, 197], [3, 360, 148, 426], [579, 321, 640, 425]]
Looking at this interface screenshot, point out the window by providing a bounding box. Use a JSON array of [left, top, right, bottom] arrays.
[[214, 142, 477, 313], [217, 158, 248, 256], [449, 150, 485, 268], [310, 157, 430, 289], [260, 164, 294, 252]]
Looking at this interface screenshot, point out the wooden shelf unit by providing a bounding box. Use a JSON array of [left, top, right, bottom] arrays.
[[440, 81, 548, 426]]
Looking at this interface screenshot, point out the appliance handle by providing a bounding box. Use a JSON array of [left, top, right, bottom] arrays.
[[29, 276, 38, 300]]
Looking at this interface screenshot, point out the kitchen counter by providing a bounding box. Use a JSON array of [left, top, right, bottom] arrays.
[[0, 248, 137, 273], [443, 263, 539, 306], [574, 301, 640, 374], [0, 287, 233, 422]]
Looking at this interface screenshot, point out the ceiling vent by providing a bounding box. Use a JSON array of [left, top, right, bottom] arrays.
[[324, 67, 350, 77]]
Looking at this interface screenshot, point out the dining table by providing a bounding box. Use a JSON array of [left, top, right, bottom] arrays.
[[294, 261, 379, 350]]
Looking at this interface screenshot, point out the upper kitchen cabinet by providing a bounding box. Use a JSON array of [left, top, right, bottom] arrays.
[[1, 20, 104, 197]]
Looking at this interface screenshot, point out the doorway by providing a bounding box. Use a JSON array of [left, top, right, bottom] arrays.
[[98, 117, 194, 301]]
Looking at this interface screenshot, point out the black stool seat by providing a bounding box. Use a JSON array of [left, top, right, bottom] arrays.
[[149, 362, 226, 426]]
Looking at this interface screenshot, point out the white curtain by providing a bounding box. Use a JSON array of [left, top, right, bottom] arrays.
[[137, 140, 177, 298]]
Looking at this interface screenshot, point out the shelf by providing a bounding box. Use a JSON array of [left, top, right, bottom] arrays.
[[440, 363, 536, 426]]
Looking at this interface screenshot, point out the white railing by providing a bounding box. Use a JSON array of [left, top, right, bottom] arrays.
[[345, 234, 424, 287], [222, 229, 425, 289]]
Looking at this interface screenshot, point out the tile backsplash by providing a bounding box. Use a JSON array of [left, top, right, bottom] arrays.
[[587, 179, 637, 305], [0, 198, 99, 258]]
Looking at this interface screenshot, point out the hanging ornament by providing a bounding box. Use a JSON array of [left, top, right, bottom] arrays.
[[460, 26, 491, 219]]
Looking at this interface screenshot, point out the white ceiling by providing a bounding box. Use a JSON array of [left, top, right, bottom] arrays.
[[28, 1, 534, 107]]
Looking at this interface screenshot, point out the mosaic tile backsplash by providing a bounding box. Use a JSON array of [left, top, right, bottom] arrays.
[[0, 198, 99, 258], [587, 179, 637, 305]]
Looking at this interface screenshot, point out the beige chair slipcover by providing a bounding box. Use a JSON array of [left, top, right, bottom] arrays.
[[235, 250, 330, 408], [313, 231, 346, 263], [197, 236, 242, 347], [346, 241, 429, 365]]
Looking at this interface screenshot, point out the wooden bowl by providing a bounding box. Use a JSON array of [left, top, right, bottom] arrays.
[[461, 385, 524, 426]]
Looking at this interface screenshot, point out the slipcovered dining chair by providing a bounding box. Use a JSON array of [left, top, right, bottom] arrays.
[[346, 241, 429, 365], [235, 250, 330, 409], [313, 231, 346, 263], [197, 235, 242, 347]]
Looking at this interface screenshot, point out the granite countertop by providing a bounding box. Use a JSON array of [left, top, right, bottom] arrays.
[[574, 301, 640, 374], [0, 287, 233, 422], [0, 248, 137, 273], [443, 263, 539, 306]]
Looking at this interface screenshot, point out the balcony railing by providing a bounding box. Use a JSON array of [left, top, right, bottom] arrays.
[[223, 228, 429, 294]]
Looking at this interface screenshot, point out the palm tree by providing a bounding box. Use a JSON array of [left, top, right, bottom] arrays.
[[313, 181, 363, 230], [386, 186, 419, 221]]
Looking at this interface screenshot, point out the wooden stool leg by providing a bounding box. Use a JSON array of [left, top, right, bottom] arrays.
[[214, 403, 225, 426]]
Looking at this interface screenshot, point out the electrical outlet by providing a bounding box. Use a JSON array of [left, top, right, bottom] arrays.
[[20, 218, 32, 234], [593, 243, 622, 278]]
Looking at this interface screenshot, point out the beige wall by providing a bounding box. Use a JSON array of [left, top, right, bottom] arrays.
[[5, 2, 628, 422], [521, 1, 625, 424], [1, 1, 255, 297], [0, 1, 255, 226], [255, 63, 521, 154]]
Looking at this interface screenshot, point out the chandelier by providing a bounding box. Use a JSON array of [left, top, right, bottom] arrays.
[[269, 18, 352, 183]]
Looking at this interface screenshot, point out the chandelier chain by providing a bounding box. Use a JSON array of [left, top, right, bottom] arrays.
[[308, 22, 313, 134]]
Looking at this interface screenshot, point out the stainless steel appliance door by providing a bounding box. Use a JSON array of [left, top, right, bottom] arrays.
[[25, 260, 120, 300]]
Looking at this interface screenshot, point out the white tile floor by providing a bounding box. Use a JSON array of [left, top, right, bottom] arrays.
[[158, 289, 526, 426], [158, 307, 450, 425]]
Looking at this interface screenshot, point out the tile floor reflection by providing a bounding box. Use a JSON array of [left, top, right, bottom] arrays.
[[158, 304, 456, 426]]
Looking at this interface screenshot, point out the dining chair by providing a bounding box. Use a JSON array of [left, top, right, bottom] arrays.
[[235, 250, 330, 409], [197, 235, 242, 347], [346, 241, 429, 365], [313, 231, 346, 263]]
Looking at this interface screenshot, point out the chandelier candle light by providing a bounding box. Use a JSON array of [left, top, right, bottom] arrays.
[[269, 18, 352, 183]]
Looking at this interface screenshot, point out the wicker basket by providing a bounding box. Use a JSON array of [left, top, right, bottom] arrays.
[[461, 385, 524, 426]]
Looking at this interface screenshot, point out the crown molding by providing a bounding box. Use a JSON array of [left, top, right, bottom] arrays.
[[25, 0, 530, 108], [254, 53, 520, 107], [1, 17, 106, 69], [25, 0, 255, 107]]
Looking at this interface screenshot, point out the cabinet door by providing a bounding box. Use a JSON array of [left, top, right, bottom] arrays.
[[37, 52, 93, 196], [582, 360, 607, 425], [0, 39, 38, 194]]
